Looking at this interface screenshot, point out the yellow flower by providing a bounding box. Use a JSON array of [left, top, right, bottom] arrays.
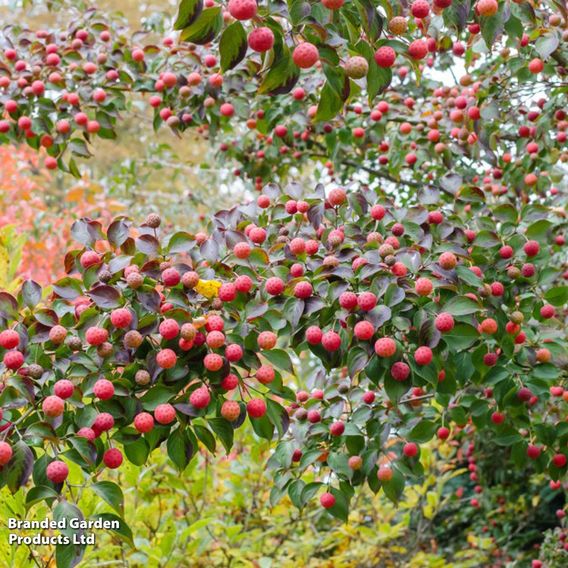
[[194, 279, 222, 298]]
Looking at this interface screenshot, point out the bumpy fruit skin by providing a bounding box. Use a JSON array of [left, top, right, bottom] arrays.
[[322, 330, 341, 351], [293, 42, 319, 69], [3, 350, 24, 370], [403, 442, 418, 457], [437, 426, 450, 440], [328, 187, 346, 206], [80, 250, 101, 269], [375, 337, 397, 358], [330, 421, 345, 436], [162, 267, 181, 286], [190, 386, 211, 409], [357, 292, 377, 311], [411, 0, 430, 18], [339, 291, 358, 310], [294, 281, 313, 299], [306, 325, 323, 344], [93, 379, 115, 400], [228, 0, 257, 20], [256, 364, 275, 384], [480, 318, 498, 334], [221, 373, 239, 390], [414, 346, 433, 365], [523, 240, 540, 257], [0, 329, 20, 349], [103, 448, 123, 469], [54, 379, 74, 399], [0, 441, 13, 465], [182, 271, 199, 288], [225, 344, 243, 362], [49, 325, 67, 344], [159, 319, 180, 340], [110, 308, 133, 329], [234, 274, 253, 293], [374, 46, 396, 68], [391, 361, 410, 381], [234, 242, 251, 259], [221, 400, 241, 421], [46, 460, 69, 483], [348, 455, 363, 470], [258, 331, 277, 349], [42, 395, 65, 417], [219, 283, 237, 302], [354, 321, 374, 340], [134, 412, 154, 433], [435, 312, 455, 332], [415, 277, 433, 296], [439, 251, 457, 269], [388, 16, 407, 34], [552, 454, 567, 468], [265, 277, 285, 296], [320, 492, 336, 508], [92, 412, 114, 434], [344, 56, 369, 79], [85, 327, 109, 346], [408, 39, 428, 60], [157, 348, 177, 369], [247, 398, 267, 418], [155, 403, 176, 425], [248, 27, 274, 52], [540, 304, 555, 319], [204, 353, 224, 371]]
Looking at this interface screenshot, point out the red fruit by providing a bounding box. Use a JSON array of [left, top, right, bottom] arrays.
[[491, 411, 505, 424], [249, 227, 267, 244], [134, 412, 154, 433], [234, 275, 253, 293], [306, 326, 323, 345], [221, 400, 241, 421], [228, 0, 257, 20], [0, 441, 13, 465], [190, 386, 211, 409], [103, 448, 123, 469], [320, 492, 336, 508], [221, 374, 239, 390], [289, 237, 306, 256], [362, 391, 376, 404], [159, 319, 180, 340], [308, 409, 321, 423], [411, 0, 430, 18], [110, 308, 133, 329], [339, 292, 358, 310], [354, 321, 374, 341], [322, 0, 344, 8], [206, 316, 225, 333], [374, 46, 396, 68], [247, 398, 267, 418], [377, 466, 393, 481], [80, 250, 101, 269], [437, 426, 450, 440], [256, 364, 275, 384], [490, 282, 505, 296], [371, 204, 386, 220], [391, 361, 410, 381], [42, 395, 64, 417], [375, 338, 397, 358], [552, 454, 567, 468], [3, 350, 24, 370], [293, 42, 319, 69], [225, 344, 243, 362], [54, 380, 74, 399], [265, 277, 285, 296], [428, 211, 443, 224], [330, 421, 345, 436], [162, 267, 181, 286], [0, 330, 19, 349], [322, 330, 341, 351], [93, 379, 114, 400], [233, 242, 251, 259], [348, 455, 363, 470], [248, 27, 274, 52], [182, 271, 200, 288], [483, 352, 498, 366], [415, 277, 433, 296], [157, 348, 177, 369], [480, 318, 497, 334], [218, 283, 237, 302], [220, 103, 234, 117], [357, 292, 377, 311], [439, 252, 457, 269], [414, 346, 433, 366], [328, 187, 347, 206], [204, 353, 224, 372], [435, 313, 454, 332], [155, 403, 176, 424], [523, 240, 540, 257], [85, 327, 109, 346], [92, 413, 114, 434], [527, 445, 541, 459], [46, 460, 69, 483], [403, 442, 418, 457], [408, 40, 428, 60], [294, 281, 313, 299], [476, 0, 498, 16], [540, 304, 555, 319]]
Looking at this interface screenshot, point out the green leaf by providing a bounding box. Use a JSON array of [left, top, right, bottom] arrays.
[[21, 280, 42, 308], [167, 428, 194, 471], [180, 7, 222, 45], [219, 22, 247, 72], [408, 420, 437, 443], [544, 286, 567, 307], [258, 48, 300, 95], [92, 481, 124, 516], [174, 0, 203, 30], [382, 467, 405, 503], [442, 324, 479, 351], [443, 296, 481, 316], [25, 485, 59, 509], [123, 438, 150, 466], [6, 441, 34, 493], [94, 513, 134, 547], [208, 417, 234, 453], [315, 80, 347, 122], [261, 348, 294, 373], [194, 424, 217, 453], [327, 487, 350, 521]]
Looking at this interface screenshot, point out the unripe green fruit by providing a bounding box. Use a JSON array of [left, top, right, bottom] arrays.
[[507, 266, 521, 279], [344, 56, 369, 79], [510, 311, 524, 324]]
